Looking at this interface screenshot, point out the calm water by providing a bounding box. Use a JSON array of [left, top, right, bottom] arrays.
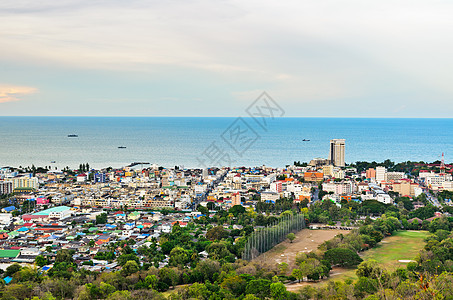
[[0, 117, 452, 169]]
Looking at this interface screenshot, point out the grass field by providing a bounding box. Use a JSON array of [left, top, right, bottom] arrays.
[[287, 230, 429, 291], [327, 230, 429, 283]]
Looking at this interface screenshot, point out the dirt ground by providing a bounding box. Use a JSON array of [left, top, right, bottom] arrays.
[[253, 228, 350, 271]]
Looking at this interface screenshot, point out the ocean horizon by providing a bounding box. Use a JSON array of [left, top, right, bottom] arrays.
[[1, 116, 452, 170]]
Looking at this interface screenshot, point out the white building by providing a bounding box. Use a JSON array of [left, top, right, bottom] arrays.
[[376, 167, 387, 183], [261, 192, 279, 202], [0, 213, 12, 225]]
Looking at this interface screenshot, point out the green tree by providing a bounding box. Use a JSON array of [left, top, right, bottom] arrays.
[[5, 263, 22, 277], [206, 226, 227, 241], [120, 260, 139, 276], [270, 282, 288, 300], [35, 255, 49, 267], [55, 249, 74, 264], [287, 232, 296, 243], [96, 213, 108, 224], [291, 268, 304, 283], [245, 279, 272, 299], [324, 248, 363, 267], [197, 205, 209, 215], [169, 246, 191, 266]]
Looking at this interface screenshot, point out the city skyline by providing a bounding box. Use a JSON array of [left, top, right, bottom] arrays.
[[1, 1, 453, 117]]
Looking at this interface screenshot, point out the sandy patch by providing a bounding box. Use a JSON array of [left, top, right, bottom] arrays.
[[253, 228, 350, 270]]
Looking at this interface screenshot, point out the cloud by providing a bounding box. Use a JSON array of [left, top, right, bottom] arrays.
[[0, 85, 37, 103]]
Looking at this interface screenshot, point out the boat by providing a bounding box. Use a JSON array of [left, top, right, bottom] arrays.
[[50, 161, 56, 163], [118, 146, 127, 149], [67, 134, 78, 137], [302, 139, 310, 141]]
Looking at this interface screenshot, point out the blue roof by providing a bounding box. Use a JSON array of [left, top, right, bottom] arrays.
[[4, 276, 12, 284], [3, 206, 15, 212], [17, 227, 29, 232], [41, 266, 51, 271]]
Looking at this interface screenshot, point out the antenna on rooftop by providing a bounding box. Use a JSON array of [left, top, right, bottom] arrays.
[[440, 153, 446, 176]]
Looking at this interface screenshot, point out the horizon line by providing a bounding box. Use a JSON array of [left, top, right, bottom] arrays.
[[0, 116, 452, 119]]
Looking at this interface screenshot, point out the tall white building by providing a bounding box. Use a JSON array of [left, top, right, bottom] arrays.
[[329, 139, 345, 167], [376, 166, 387, 183]]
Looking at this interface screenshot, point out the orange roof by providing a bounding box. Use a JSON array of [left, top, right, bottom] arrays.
[[304, 172, 323, 178]]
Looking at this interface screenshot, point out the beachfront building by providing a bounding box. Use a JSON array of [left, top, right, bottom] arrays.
[[329, 139, 345, 167]]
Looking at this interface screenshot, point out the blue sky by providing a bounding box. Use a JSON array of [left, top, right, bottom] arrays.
[[1, 0, 453, 117]]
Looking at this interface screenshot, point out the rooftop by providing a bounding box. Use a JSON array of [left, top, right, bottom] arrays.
[[33, 206, 71, 216]]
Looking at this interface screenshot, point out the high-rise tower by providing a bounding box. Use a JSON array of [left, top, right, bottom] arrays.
[[329, 139, 345, 167]]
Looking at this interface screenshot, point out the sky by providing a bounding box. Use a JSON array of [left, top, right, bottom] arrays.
[[0, 0, 452, 117]]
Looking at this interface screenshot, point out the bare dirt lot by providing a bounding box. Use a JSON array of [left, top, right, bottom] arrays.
[[253, 228, 350, 270]]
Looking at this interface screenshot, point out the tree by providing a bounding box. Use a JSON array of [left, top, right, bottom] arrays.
[[120, 260, 139, 276], [117, 254, 139, 266], [55, 249, 74, 264], [206, 225, 227, 241], [356, 260, 387, 281], [197, 205, 209, 215], [287, 233, 296, 243], [206, 202, 216, 210], [35, 255, 49, 267], [96, 213, 107, 224], [245, 279, 272, 299], [187, 282, 211, 300], [270, 282, 288, 300], [324, 248, 363, 267], [107, 290, 132, 300], [169, 247, 191, 266], [1, 283, 33, 300], [5, 263, 22, 277], [291, 268, 304, 283], [229, 205, 245, 216], [220, 275, 247, 297], [195, 259, 220, 281], [158, 267, 179, 289]]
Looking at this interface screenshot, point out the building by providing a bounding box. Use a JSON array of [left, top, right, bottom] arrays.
[[12, 176, 38, 190], [376, 166, 386, 183], [231, 192, 241, 206], [391, 179, 418, 197], [309, 158, 329, 167], [94, 173, 106, 183], [386, 172, 406, 181], [366, 168, 376, 179], [270, 181, 283, 193], [0, 213, 12, 225], [304, 172, 324, 183], [22, 206, 72, 222], [0, 181, 13, 195], [77, 174, 87, 183], [322, 165, 334, 177], [261, 192, 279, 202], [329, 139, 345, 167]]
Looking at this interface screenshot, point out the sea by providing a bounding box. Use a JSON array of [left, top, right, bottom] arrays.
[[0, 117, 452, 170]]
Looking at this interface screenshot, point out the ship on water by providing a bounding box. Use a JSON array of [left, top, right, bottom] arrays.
[[67, 134, 78, 137]]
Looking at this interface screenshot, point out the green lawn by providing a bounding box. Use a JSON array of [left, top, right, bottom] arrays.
[[325, 230, 429, 283]]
